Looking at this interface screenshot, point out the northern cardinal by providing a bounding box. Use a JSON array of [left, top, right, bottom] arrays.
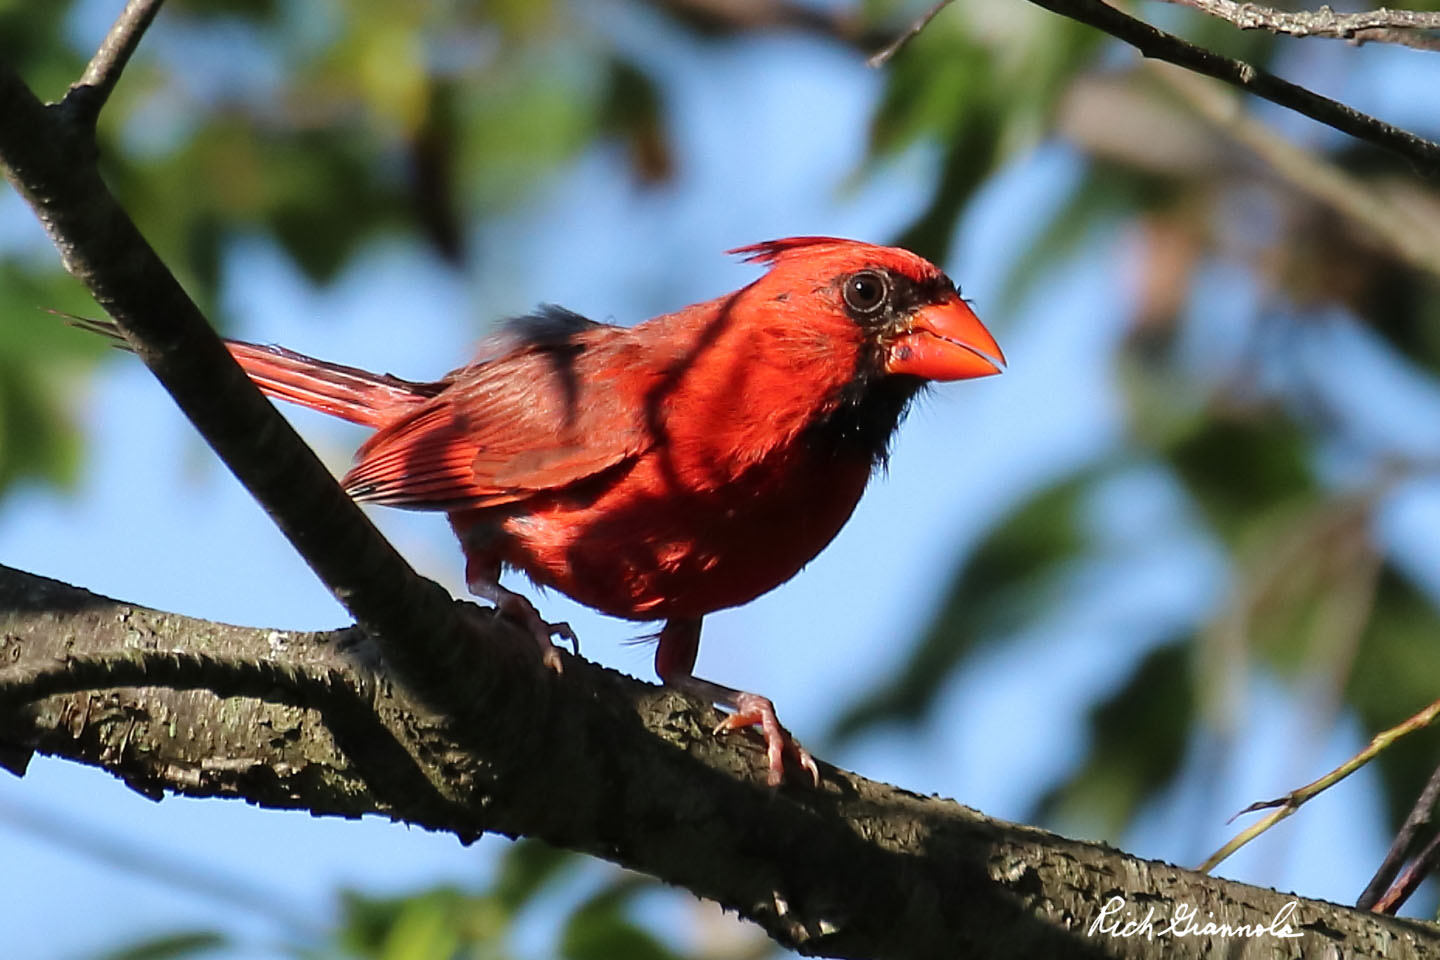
[[83, 237, 1003, 785]]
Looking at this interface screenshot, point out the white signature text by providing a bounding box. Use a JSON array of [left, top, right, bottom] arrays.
[[1087, 895, 1304, 940]]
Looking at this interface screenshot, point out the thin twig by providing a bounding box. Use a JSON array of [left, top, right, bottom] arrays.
[[1372, 829, 1440, 914], [647, 0, 1440, 171], [1158, 0, 1440, 47], [868, 0, 955, 67], [64, 0, 166, 124], [1024, 0, 1440, 174], [0, 60, 486, 721], [1197, 696, 1440, 873], [1357, 761, 1440, 910]]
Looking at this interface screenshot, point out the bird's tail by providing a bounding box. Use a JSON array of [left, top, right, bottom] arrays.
[[69, 315, 438, 428]]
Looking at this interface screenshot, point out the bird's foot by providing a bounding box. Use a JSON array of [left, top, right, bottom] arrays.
[[654, 620, 817, 787], [468, 578, 577, 673], [714, 691, 819, 788], [500, 593, 574, 674]]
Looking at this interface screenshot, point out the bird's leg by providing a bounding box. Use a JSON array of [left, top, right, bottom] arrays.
[[655, 618, 818, 787], [463, 551, 575, 674]]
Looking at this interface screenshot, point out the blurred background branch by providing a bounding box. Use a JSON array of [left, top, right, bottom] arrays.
[[1149, 63, 1440, 279]]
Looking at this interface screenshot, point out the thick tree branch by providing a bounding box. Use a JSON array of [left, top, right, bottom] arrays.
[[1157, 0, 1440, 51], [4, 563, 1437, 959], [0, 48, 506, 727]]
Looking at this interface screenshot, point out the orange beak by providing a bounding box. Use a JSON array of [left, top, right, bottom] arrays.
[[883, 295, 1004, 381]]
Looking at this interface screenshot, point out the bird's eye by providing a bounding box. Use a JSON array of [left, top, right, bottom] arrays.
[[843, 271, 888, 315]]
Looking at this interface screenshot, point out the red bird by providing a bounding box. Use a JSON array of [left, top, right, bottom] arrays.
[[87, 237, 1003, 785]]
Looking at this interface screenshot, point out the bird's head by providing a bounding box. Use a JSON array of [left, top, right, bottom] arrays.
[[729, 236, 1004, 384]]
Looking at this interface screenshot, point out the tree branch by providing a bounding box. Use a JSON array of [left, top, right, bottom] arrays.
[[1358, 761, 1440, 911], [1373, 832, 1440, 914], [65, 0, 167, 125], [1023, 0, 1440, 174], [4, 563, 1436, 959], [1347, 27, 1440, 52], [642, 0, 1440, 174], [867, 0, 955, 67], [0, 45, 504, 728], [1157, 0, 1440, 51]]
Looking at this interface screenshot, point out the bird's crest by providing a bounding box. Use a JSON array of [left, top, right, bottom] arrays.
[[728, 238, 947, 291], [728, 236, 860, 265]]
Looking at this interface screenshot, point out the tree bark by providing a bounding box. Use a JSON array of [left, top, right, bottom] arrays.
[[2, 563, 1435, 959]]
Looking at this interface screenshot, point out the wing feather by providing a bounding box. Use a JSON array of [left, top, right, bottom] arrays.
[[342, 315, 655, 510]]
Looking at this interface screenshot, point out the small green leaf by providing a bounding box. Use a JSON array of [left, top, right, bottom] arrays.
[[377, 894, 462, 960], [599, 57, 673, 185]]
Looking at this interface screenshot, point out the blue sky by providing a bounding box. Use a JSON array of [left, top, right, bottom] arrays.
[[2, 3, 1435, 957]]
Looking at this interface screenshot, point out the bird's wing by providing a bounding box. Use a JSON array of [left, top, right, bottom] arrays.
[[342, 308, 657, 510]]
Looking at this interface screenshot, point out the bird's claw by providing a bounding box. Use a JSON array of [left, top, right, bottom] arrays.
[[549, 621, 579, 655], [489, 591, 576, 675], [714, 692, 819, 787], [538, 620, 579, 671]]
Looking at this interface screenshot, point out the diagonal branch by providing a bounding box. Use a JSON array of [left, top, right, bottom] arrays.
[[867, 0, 955, 67], [1372, 831, 1440, 914], [1358, 761, 1440, 911], [5, 562, 1436, 959], [1023, 0, 1440, 174], [1157, 0, 1440, 51], [66, 0, 167, 125], [0, 54, 503, 725], [641, 0, 1440, 173]]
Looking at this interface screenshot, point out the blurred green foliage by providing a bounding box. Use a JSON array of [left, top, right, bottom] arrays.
[[7, 0, 1440, 947], [0, 263, 111, 492], [2, 0, 672, 503], [1037, 640, 1196, 838], [833, 470, 1095, 738], [93, 840, 768, 960]]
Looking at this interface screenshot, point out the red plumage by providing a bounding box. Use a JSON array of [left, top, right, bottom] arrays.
[[85, 237, 1004, 785]]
